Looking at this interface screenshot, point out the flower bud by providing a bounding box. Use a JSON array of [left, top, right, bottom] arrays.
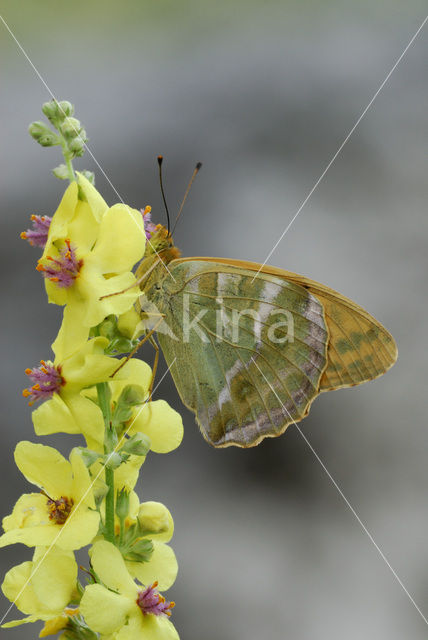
[[60, 117, 82, 137], [105, 451, 123, 470], [121, 432, 150, 457], [137, 502, 171, 535], [28, 121, 60, 147], [116, 488, 130, 521], [52, 164, 69, 180], [57, 100, 74, 118], [68, 136, 86, 157]]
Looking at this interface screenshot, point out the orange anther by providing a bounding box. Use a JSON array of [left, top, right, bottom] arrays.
[[20, 232, 27, 239], [22, 389, 30, 397], [31, 215, 36, 220], [25, 368, 32, 375], [36, 264, 45, 272]]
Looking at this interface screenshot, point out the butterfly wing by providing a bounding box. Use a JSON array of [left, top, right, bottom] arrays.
[[174, 257, 398, 392], [143, 259, 330, 447]]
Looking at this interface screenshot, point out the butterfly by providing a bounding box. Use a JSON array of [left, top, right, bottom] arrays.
[[133, 219, 397, 449]]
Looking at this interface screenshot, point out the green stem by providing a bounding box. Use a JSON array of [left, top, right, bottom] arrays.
[[61, 139, 76, 182], [96, 382, 115, 544]]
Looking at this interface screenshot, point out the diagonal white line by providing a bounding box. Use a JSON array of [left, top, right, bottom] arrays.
[[249, 357, 428, 627], [251, 14, 428, 282], [0, 12, 176, 282], [0, 358, 177, 626]]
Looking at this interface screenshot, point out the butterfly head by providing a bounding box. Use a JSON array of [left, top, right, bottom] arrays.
[[142, 207, 181, 264]]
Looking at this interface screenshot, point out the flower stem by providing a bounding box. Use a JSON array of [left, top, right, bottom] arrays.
[[61, 138, 76, 183], [96, 382, 115, 543]]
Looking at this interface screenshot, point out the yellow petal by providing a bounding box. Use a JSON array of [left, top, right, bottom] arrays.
[[33, 394, 104, 449], [77, 172, 108, 223], [2, 493, 47, 531], [14, 442, 72, 497], [39, 613, 69, 636], [42, 182, 79, 259], [61, 336, 117, 388], [70, 449, 96, 508], [2, 561, 37, 614], [89, 541, 136, 596], [52, 305, 91, 362], [2, 614, 41, 628], [80, 264, 141, 325], [115, 611, 179, 640], [80, 584, 132, 635], [54, 507, 100, 551], [137, 502, 174, 542], [110, 358, 152, 400], [127, 542, 178, 591], [31, 547, 77, 612], [129, 401, 183, 454], [91, 204, 145, 274], [117, 307, 146, 340]]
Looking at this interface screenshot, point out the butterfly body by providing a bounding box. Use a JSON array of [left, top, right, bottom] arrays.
[[136, 228, 397, 448]]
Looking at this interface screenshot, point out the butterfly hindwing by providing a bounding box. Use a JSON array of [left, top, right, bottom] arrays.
[[144, 260, 329, 447]]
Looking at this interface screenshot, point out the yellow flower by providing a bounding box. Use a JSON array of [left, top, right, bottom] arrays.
[[37, 174, 146, 328], [24, 320, 122, 449], [0, 442, 99, 551], [1, 546, 77, 629], [80, 541, 179, 640]]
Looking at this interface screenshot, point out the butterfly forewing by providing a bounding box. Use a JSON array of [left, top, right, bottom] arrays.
[[175, 257, 398, 392], [145, 260, 329, 447]]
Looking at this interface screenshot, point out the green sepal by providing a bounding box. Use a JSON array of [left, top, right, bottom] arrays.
[[92, 315, 140, 356], [78, 448, 102, 468], [116, 520, 154, 563], [62, 614, 99, 640]]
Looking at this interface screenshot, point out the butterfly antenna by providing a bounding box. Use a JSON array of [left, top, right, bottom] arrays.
[[171, 162, 202, 236], [157, 155, 171, 234]]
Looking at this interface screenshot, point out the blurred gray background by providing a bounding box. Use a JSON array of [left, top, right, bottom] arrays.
[[0, 1, 427, 638]]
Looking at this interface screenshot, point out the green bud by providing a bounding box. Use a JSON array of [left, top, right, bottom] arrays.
[[41, 100, 60, 121], [121, 432, 150, 457], [60, 117, 82, 137], [105, 451, 123, 470], [68, 137, 86, 157], [57, 100, 74, 118], [116, 488, 130, 521], [112, 385, 147, 427], [52, 164, 70, 180], [137, 501, 171, 535], [28, 121, 60, 147]]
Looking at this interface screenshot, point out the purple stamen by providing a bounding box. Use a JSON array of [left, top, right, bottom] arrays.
[[136, 582, 175, 618], [23, 361, 64, 405], [21, 215, 52, 248], [142, 206, 157, 240], [36, 239, 82, 288]]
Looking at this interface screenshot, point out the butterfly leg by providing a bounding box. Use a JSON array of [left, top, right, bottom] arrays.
[[111, 317, 163, 377], [148, 335, 160, 400]]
